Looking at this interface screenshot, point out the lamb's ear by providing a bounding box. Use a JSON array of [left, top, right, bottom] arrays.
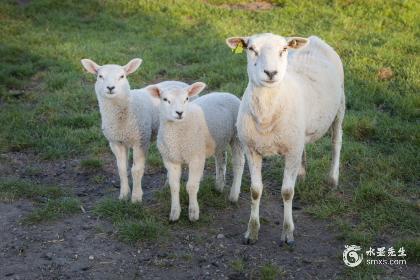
[[123, 58, 143, 75], [187, 82, 206, 97], [226, 37, 248, 49], [287, 37, 308, 49], [145, 85, 161, 98], [81, 59, 100, 74]]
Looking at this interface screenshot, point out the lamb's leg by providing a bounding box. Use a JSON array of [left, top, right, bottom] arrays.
[[244, 147, 263, 244], [329, 101, 345, 188], [186, 157, 205, 222], [297, 148, 307, 180], [164, 160, 182, 222], [131, 146, 146, 203], [280, 151, 302, 246], [109, 142, 130, 200], [229, 138, 245, 202], [214, 151, 227, 192]]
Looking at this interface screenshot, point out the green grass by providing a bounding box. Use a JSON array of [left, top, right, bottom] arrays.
[[0, 0, 419, 276], [259, 263, 285, 280], [80, 158, 103, 170], [0, 178, 81, 223], [24, 197, 81, 224], [93, 197, 166, 242]]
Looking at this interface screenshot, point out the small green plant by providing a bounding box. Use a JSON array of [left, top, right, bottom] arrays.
[[231, 259, 245, 272], [260, 263, 283, 280], [80, 158, 103, 170], [93, 198, 167, 242], [24, 197, 81, 224]]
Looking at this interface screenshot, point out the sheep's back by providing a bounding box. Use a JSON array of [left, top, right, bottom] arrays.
[[194, 92, 240, 151]]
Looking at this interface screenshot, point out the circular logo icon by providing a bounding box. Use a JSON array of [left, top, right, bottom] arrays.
[[343, 245, 363, 267]]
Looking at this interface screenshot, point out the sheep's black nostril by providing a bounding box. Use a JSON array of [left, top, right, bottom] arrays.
[[107, 86, 115, 92], [264, 70, 278, 80], [176, 111, 183, 117]]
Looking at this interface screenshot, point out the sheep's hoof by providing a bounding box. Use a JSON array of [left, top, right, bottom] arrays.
[[188, 207, 199, 222], [118, 193, 130, 201], [228, 194, 239, 203], [131, 197, 142, 204], [279, 239, 295, 247], [243, 236, 258, 245], [169, 208, 181, 222]]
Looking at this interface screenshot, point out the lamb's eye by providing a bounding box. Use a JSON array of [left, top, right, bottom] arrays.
[[120, 75, 124, 79], [163, 98, 170, 104], [248, 47, 258, 56], [185, 97, 189, 102], [280, 47, 287, 56], [98, 75, 103, 79]]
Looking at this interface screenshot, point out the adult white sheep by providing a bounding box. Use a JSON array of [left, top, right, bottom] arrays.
[[81, 58, 187, 203], [146, 82, 245, 222], [226, 33, 345, 245]]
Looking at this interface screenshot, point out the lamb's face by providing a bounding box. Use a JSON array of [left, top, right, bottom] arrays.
[[81, 58, 142, 99], [160, 88, 191, 122], [95, 65, 130, 99], [226, 33, 308, 88], [146, 82, 206, 122]]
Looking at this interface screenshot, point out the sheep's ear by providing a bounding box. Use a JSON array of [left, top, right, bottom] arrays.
[[226, 37, 248, 49], [81, 59, 100, 74], [187, 82, 206, 97], [123, 58, 143, 75], [287, 37, 308, 49], [145, 85, 161, 98]]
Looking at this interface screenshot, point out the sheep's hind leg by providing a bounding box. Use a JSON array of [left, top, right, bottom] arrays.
[[229, 138, 245, 202], [297, 148, 307, 181], [187, 158, 205, 222], [164, 160, 182, 222], [328, 101, 345, 188], [244, 147, 263, 244], [131, 146, 146, 203], [214, 151, 227, 192], [280, 151, 302, 246], [109, 142, 130, 200]]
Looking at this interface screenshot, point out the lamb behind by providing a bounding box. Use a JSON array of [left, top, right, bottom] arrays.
[[146, 82, 245, 222], [81, 58, 187, 202]]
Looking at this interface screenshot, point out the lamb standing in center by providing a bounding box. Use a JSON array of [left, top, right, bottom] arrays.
[[146, 82, 245, 222]]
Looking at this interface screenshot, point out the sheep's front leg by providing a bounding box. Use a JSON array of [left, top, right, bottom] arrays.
[[244, 148, 263, 244], [280, 151, 302, 246], [229, 138, 245, 202], [214, 151, 227, 192], [131, 146, 146, 203], [187, 158, 205, 222], [109, 142, 130, 200], [164, 160, 182, 222]]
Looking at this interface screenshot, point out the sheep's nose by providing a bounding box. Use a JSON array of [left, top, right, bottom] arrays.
[[107, 86, 115, 92], [176, 111, 183, 117], [264, 70, 278, 80]]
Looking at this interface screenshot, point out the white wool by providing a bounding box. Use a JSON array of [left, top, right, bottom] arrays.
[[81, 58, 187, 202], [146, 82, 245, 222], [226, 33, 345, 244]]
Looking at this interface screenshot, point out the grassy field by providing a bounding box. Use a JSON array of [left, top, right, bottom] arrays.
[[0, 0, 419, 278]]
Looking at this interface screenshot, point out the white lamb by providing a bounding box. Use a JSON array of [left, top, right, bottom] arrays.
[[226, 33, 345, 245], [145, 82, 245, 222], [81, 58, 187, 202]]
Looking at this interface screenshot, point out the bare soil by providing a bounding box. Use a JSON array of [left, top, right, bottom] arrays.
[[0, 152, 417, 279]]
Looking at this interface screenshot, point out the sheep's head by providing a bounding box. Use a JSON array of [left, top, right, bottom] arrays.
[[81, 58, 142, 99], [146, 82, 206, 122], [226, 33, 308, 87]]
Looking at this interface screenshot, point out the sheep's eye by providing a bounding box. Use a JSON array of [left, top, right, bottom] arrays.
[[163, 98, 170, 104], [120, 75, 124, 79], [185, 97, 189, 102], [98, 75, 103, 79], [248, 47, 258, 56], [280, 47, 287, 56]]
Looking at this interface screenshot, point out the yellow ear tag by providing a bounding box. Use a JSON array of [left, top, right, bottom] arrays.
[[233, 41, 244, 54]]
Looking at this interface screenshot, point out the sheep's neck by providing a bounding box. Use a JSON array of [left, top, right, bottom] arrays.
[[99, 97, 131, 127], [248, 84, 283, 130]]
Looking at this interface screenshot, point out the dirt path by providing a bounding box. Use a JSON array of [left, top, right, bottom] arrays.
[[0, 152, 416, 279]]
